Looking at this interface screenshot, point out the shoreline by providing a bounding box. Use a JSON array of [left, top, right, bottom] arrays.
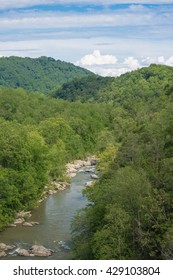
[[0, 156, 98, 258]]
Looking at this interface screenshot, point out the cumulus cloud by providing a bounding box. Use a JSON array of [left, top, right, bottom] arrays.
[[76, 51, 173, 78], [165, 56, 173, 66], [123, 56, 140, 69], [93, 67, 131, 77], [141, 55, 173, 67], [158, 56, 165, 63], [77, 50, 117, 66]]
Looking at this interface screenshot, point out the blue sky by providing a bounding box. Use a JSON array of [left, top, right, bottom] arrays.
[[0, 0, 173, 76]]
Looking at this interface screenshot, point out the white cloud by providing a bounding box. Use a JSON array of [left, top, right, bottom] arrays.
[[0, 0, 58, 10], [158, 56, 165, 63], [94, 67, 131, 77], [0, 12, 157, 31], [141, 55, 173, 66], [1, 3, 173, 31], [165, 56, 173, 66], [75, 51, 173, 78], [141, 56, 159, 66], [77, 52, 141, 77], [0, 1, 173, 10], [77, 50, 117, 66], [123, 57, 140, 69]]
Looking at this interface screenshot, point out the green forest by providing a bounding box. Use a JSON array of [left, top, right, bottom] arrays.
[[0, 56, 173, 260], [0, 56, 92, 93]]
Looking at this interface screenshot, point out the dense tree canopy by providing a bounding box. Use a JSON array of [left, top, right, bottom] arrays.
[[0, 58, 173, 260], [0, 56, 92, 93], [54, 64, 173, 104], [72, 69, 173, 260], [0, 87, 111, 230]]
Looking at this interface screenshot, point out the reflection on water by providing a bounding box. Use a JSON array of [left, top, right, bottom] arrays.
[[0, 167, 95, 259]]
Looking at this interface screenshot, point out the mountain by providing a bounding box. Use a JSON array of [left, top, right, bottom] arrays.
[[54, 64, 173, 103], [0, 56, 93, 93]]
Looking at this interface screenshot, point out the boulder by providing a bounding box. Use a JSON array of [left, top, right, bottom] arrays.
[[53, 182, 70, 190], [16, 211, 31, 219], [85, 181, 94, 187], [48, 190, 57, 195], [53, 182, 61, 189], [90, 174, 99, 179], [0, 251, 6, 257], [22, 222, 33, 227], [68, 167, 77, 173], [83, 160, 92, 166], [17, 248, 31, 257], [29, 245, 54, 257], [30, 221, 39, 225], [68, 172, 76, 178], [16, 245, 54, 257], [14, 218, 25, 224], [38, 198, 45, 203], [0, 243, 14, 251]]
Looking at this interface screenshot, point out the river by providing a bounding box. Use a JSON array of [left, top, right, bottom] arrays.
[[0, 166, 95, 259]]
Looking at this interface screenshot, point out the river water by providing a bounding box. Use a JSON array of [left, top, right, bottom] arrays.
[[0, 166, 94, 259]]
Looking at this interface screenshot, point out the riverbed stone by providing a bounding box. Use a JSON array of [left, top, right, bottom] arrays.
[[83, 160, 92, 166], [30, 221, 39, 225], [90, 174, 99, 179], [17, 248, 31, 257], [29, 245, 54, 257], [14, 218, 25, 224], [0, 251, 6, 257], [38, 198, 45, 203], [0, 243, 14, 251], [16, 211, 31, 219], [66, 157, 98, 178], [22, 222, 33, 227], [48, 190, 57, 195], [85, 181, 94, 187]]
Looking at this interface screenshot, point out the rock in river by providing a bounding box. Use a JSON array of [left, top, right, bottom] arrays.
[[90, 174, 99, 179], [85, 181, 94, 187], [17, 245, 54, 257], [16, 248, 32, 257], [29, 245, 54, 257], [0, 242, 14, 258], [0, 242, 14, 251], [0, 251, 6, 257], [22, 221, 39, 227]]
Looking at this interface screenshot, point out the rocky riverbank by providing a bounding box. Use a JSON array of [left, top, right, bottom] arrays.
[[16, 245, 54, 257], [0, 243, 54, 257], [0, 156, 99, 258], [0, 243, 15, 257], [9, 157, 98, 227], [66, 156, 97, 178], [8, 210, 39, 228]]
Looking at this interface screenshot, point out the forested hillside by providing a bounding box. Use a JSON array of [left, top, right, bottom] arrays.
[[0, 56, 92, 93], [55, 64, 173, 103], [0, 87, 111, 230], [54, 75, 114, 102], [72, 73, 173, 260], [0, 59, 173, 260]]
